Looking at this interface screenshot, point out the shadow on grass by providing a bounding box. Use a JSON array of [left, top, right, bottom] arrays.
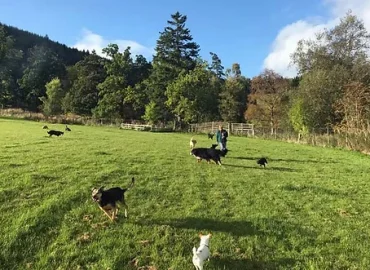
[[141, 217, 261, 237], [4, 144, 20, 148], [282, 184, 343, 196], [230, 156, 338, 164], [31, 141, 50, 145], [223, 163, 297, 172], [8, 163, 25, 168], [95, 151, 112, 156], [210, 256, 297, 270], [31, 174, 59, 182]]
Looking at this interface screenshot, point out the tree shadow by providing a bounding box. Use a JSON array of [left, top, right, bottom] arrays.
[[95, 151, 112, 156], [8, 163, 25, 168], [30, 174, 60, 182], [229, 156, 259, 161], [4, 144, 20, 148], [269, 158, 338, 164], [282, 184, 343, 196], [223, 164, 297, 172], [140, 217, 262, 237], [31, 141, 50, 145], [210, 256, 297, 270], [229, 156, 338, 164]]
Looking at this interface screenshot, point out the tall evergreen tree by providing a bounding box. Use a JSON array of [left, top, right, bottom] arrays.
[[209, 52, 225, 79], [145, 11, 200, 123]]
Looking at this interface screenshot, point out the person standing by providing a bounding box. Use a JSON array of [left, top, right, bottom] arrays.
[[216, 125, 228, 150]]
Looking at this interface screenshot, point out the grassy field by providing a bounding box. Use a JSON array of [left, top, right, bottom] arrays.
[[1, 118, 370, 270]]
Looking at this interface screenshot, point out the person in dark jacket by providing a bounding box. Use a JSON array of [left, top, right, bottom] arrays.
[[216, 125, 228, 150]]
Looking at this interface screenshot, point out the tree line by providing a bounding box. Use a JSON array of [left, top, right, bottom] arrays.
[[1, 11, 370, 136]]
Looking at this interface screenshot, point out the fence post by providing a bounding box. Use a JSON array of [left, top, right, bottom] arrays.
[[228, 122, 231, 135], [212, 122, 214, 133], [327, 127, 330, 146]]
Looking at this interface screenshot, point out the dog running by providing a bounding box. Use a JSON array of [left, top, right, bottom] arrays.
[[207, 133, 214, 140], [47, 130, 64, 137], [65, 125, 71, 131], [91, 177, 135, 222], [190, 145, 227, 166], [192, 233, 212, 270], [257, 157, 268, 167]]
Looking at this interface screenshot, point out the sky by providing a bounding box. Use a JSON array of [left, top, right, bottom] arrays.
[[0, 0, 369, 78]]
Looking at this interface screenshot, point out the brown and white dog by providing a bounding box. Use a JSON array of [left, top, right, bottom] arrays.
[[91, 177, 135, 221]]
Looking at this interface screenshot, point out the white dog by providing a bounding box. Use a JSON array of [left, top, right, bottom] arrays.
[[192, 233, 212, 270], [190, 137, 197, 149]]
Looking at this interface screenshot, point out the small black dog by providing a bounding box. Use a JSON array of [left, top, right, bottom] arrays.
[[47, 130, 64, 137], [208, 133, 214, 140], [42, 125, 48, 129], [92, 177, 135, 221], [65, 125, 71, 131], [257, 158, 268, 167]]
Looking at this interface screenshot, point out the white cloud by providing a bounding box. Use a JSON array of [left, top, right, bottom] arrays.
[[263, 0, 370, 78], [72, 29, 155, 59]]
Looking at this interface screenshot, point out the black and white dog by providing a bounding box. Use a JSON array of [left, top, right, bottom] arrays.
[[190, 144, 228, 166], [47, 130, 64, 137], [257, 158, 268, 167]]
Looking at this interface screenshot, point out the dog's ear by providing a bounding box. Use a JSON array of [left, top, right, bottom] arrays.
[[199, 233, 203, 237], [208, 233, 212, 237]]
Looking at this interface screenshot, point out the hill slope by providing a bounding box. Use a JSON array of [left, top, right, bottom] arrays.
[[1, 22, 88, 66]]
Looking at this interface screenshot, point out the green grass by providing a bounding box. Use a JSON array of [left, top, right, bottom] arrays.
[[1, 118, 370, 270]]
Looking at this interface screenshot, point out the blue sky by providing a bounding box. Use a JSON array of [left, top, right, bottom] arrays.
[[0, 0, 369, 78]]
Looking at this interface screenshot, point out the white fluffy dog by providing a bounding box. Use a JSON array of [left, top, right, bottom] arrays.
[[190, 137, 197, 149], [192, 233, 212, 270]]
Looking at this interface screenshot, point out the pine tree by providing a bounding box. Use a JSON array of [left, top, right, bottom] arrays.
[[209, 52, 225, 79], [145, 11, 200, 123]]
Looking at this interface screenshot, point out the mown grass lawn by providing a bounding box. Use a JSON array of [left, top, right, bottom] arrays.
[[1, 118, 370, 270]]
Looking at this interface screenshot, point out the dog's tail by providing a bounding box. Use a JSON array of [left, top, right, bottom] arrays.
[[126, 177, 135, 191], [192, 246, 197, 256]]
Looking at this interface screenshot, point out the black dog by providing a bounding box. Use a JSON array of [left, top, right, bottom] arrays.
[[65, 125, 71, 131], [47, 130, 64, 137], [210, 144, 228, 157], [257, 158, 268, 167], [207, 133, 214, 140], [91, 177, 135, 221], [190, 146, 225, 166]]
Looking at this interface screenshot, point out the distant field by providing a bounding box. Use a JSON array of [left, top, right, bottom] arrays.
[[1, 118, 370, 270]]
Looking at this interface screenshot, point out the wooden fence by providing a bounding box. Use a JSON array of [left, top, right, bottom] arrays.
[[188, 121, 255, 136]]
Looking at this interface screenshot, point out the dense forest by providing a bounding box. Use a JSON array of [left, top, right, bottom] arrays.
[[1, 11, 370, 137]]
